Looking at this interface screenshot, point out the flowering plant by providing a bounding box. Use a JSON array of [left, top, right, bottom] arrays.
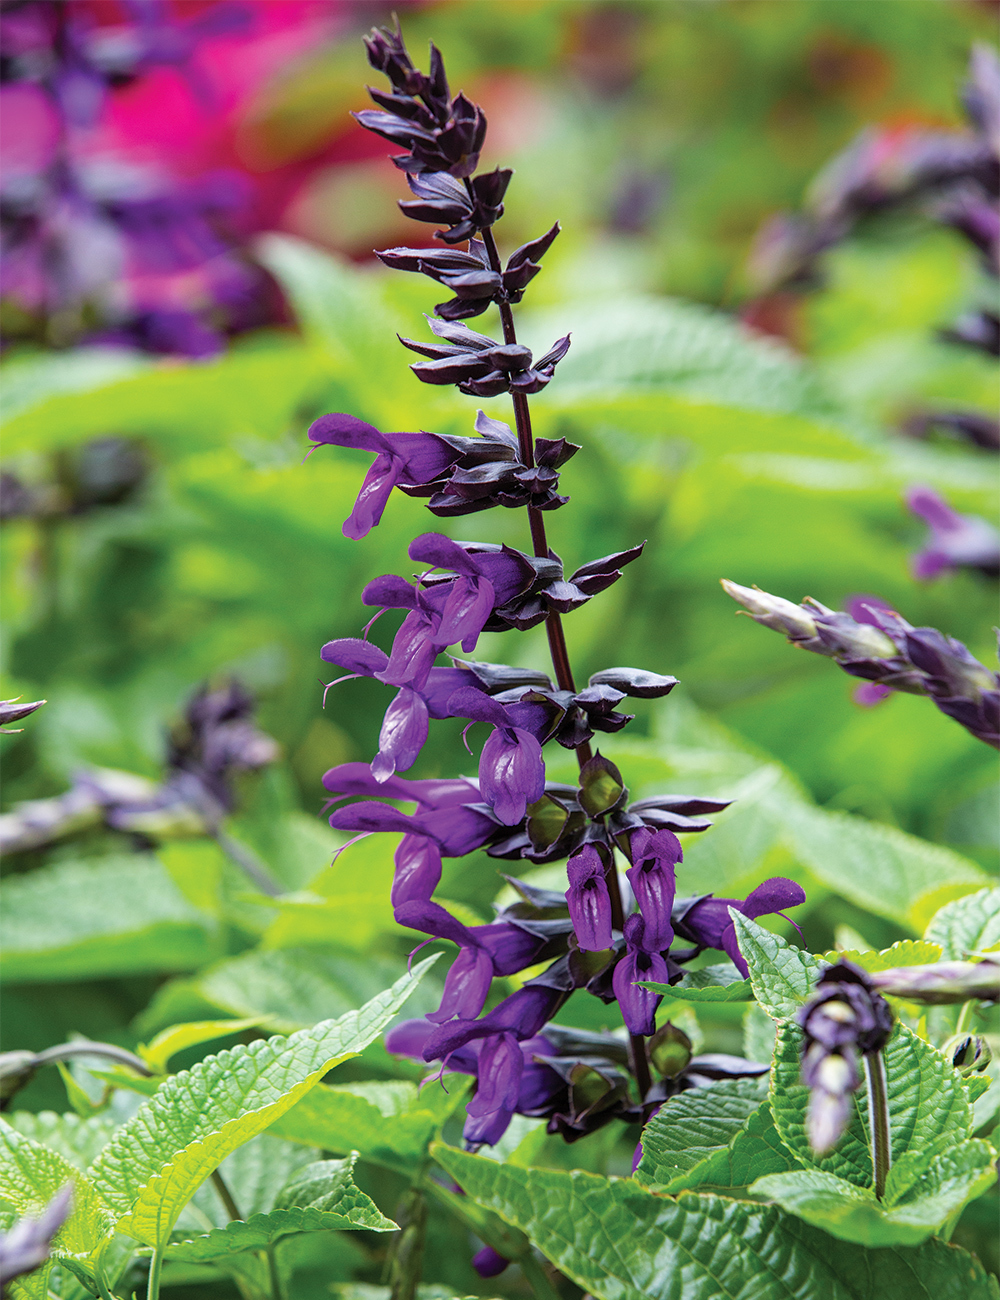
[[0, 16, 997, 1300]]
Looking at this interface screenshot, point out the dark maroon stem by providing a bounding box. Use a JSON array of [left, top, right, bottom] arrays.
[[479, 224, 592, 761], [480, 220, 649, 1099]]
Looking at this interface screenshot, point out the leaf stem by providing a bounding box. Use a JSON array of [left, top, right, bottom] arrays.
[[211, 1168, 242, 1222], [145, 1246, 163, 1300], [864, 1049, 891, 1200], [518, 1249, 563, 1300], [210, 825, 283, 897], [265, 1243, 285, 1300], [388, 1186, 427, 1300], [955, 999, 976, 1035]]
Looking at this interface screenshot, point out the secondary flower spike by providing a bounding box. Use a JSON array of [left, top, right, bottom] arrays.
[[721, 579, 1000, 748], [797, 961, 893, 1154]]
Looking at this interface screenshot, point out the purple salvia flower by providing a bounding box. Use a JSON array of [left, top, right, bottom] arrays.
[[390, 835, 443, 907], [612, 914, 669, 1036], [465, 1032, 523, 1118], [0, 1185, 73, 1287], [673, 878, 806, 978], [448, 688, 545, 825], [565, 843, 613, 951], [307, 414, 463, 539], [906, 485, 1000, 580], [625, 826, 682, 952], [400, 317, 571, 398]]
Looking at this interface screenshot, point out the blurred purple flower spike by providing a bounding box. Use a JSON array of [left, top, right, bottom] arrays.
[[906, 486, 1000, 580], [472, 1245, 510, 1278]]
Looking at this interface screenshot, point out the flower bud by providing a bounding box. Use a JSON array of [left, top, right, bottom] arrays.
[[720, 580, 819, 642], [578, 752, 626, 817], [941, 1033, 992, 1076], [649, 1023, 693, 1079]]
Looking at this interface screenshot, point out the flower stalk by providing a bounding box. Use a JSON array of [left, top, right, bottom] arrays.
[[314, 18, 803, 1184], [864, 1050, 891, 1200]]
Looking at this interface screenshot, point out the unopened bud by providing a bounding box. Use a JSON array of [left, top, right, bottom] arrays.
[[578, 753, 626, 817], [720, 580, 819, 643], [649, 1022, 693, 1079], [941, 1033, 992, 1076]]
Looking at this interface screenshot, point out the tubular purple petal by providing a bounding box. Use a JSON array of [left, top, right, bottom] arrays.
[[479, 726, 545, 825], [373, 687, 429, 780], [320, 638, 389, 675], [391, 834, 443, 906], [565, 844, 613, 951], [466, 1032, 524, 1117]]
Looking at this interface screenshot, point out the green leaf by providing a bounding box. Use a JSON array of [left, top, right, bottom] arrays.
[[0, 338, 326, 457], [175, 1133, 318, 1237], [751, 1139, 997, 1247], [770, 1021, 973, 1190], [88, 957, 435, 1248], [775, 802, 987, 934], [634, 1077, 772, 1189], [743, 1003, 777, 1064], [164, 1154, 395, 1263], [4, 1113, 118, 1171], [0, 1123, 114, 1262], [526, 294, 832, 416], [729, 911, 823, 1019], [0, 347, 151, 423], [0, 856, 216, 983], [271, 1077, 469, 1173], [924, 887, 1000, 960], [191, 946, 442, 1033], [642, 962, 754, 1003], [139, 1018, 271, 1073], [432, 1144, 998, 1300], [822, 940, 944, 972]]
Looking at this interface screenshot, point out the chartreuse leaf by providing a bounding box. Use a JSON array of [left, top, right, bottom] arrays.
[[729, 911, 823, 1019], [4, 1112, 118, 1171], [751, 1138, 997, 1247], [641, 962, 753, 1003], [634, 1077, 797, 1192], [0, 855, 216, 983], [271, 1077, 470, 1173], [432, 1145, 997, 1300], [770, 1020, 974, 1192], [822, 940, 943, 972], [0, 1123, 114, 1265], [164, 1153, 395, 1263], [88, 957, 435, 1249], [924, 887, 1000, 959], [139, 1018, 270, 1073]]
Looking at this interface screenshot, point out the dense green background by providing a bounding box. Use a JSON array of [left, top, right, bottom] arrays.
[[1, 2, 997, 1295]]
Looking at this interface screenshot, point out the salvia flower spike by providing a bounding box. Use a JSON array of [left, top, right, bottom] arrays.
[[313, 20, 806, 1157]]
